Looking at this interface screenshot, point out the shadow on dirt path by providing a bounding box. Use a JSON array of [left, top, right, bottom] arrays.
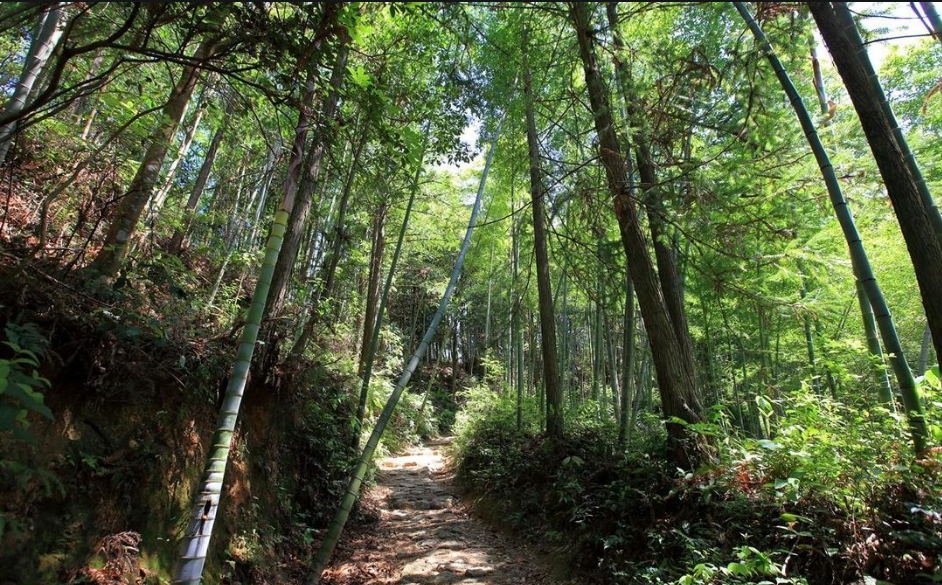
[[321, 438, 570, 585]]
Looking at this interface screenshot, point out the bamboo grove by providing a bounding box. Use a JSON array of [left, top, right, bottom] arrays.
[[1, 2, 941, 584]]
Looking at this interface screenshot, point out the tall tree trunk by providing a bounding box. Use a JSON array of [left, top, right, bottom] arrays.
[[807, 31, 892, 403], [308, 117, 503, 584], [173, 12, 344, 582], [809, 2, 942, 365], [917, 2, 942, 45], [208, 150, 277, 308], [603, 307, 621, 422], [319, 135, 363, 302], [606, 3, 698, 385], [484, 243, 494, 364], [348, 132, 428, 443], [618, 269, 635, 446], [358, 204, 388, 375], [635, 142, 697, 375], [168, 101, 231, 254], [265, 42, 349, 318], [736, 1, 928, 453], [291, 130, 367, 357], [516, 293, 526, 421], [511, 186, 524, 427], [558, 272, 570, 402], [0, 3, 63, 165], [591, 265, 602, 402], [90, 38, 218, 278], [523, 35, 563, 437], [576, 2, 705, 466], [149, 83, 212, 218]]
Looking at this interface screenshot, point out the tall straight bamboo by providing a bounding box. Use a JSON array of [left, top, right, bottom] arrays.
[[734, 1, 928, 453], [168, 102, 231, 254], [606, 4, 697, 374], [855, 281, 894, 403], [619, 271, 636, 446], [308, 117, 504, 584], [172, 209, 289, 585], [149, 83, 212, 217], [511, 189, 523, 430], [352, 129, 430, 445], [806, 23, 894, 403], [90, 37, 220, 277], [266, 41, 350, 317], [170, 16, 344, 575], [523, 33, 563, 437], [291, 131, 368, 357], [0, 3, 63, 165], [573, 2, 705, 466], [826, 1, 942, 242], [809, 2, 942, 364]]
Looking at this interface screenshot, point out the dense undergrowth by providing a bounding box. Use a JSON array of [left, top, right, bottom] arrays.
[[453, 382, 942, 585], [0, 253, 436, 584], [0, 125, 453, 584]]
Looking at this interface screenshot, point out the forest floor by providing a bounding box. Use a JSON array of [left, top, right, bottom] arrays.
[[321, 438, 570, 585]]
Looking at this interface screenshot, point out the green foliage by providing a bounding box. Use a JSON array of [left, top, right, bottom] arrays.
[[919, 366, 942, 445], [2, 0, 942, 582], [678, 545, 805, 585], [0, 322, 52, 442], [0, 321, 61, 542], [455, 381, 942, 584]]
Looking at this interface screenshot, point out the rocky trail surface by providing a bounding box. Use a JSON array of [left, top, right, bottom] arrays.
[[321, 438, 568, 585]]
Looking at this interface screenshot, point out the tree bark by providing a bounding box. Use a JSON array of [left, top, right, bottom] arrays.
[[90, 38, 218, 277], [290, 133, 365, 357], [265, 41, 349, 317], [0, 3, 63, 165], [737, 1, 927, 452], [358, 204, 387, 374], [577, 2, 705, 466], [167, 100, 230, 254], [317, 133, 365, 305], [810, 2, 942, 364], [618, 269, 635, 446], [149, 82, 212, 218], [523, 34, 563, 437], [173, 10, 344, 581], [635, 142, 697, 376]]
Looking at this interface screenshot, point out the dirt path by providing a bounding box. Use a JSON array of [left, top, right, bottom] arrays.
[[322, 438, 565, 585]]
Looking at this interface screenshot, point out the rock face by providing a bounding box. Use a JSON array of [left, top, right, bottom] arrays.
[[323, 440, 563, 585]]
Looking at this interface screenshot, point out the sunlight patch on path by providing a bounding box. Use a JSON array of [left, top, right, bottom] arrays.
[[322, 439, 564, 585]]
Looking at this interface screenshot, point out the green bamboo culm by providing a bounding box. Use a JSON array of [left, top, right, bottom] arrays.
[[307, 116, 504, 584], [830, 2, 942, 242], [173, 209, 290, 585], [733, 1, 928, 453], [797, 260, 820, 395], [855, 280, 895, 404], [352, 128, 430, 447]]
